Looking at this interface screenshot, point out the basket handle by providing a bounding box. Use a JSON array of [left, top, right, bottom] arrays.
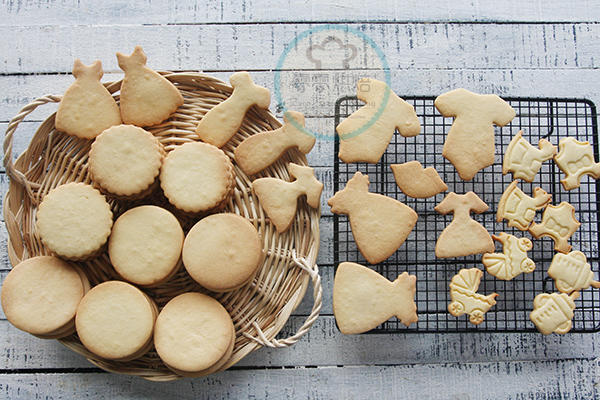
[[243, 250, 322, 348]]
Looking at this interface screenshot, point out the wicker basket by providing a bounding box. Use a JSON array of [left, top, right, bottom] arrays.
[[2, 72, 322, 381]]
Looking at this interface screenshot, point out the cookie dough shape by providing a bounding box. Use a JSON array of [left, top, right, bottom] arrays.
[[328, 171, 418, 264], [196, 71, 270, 148], [503, 130, 556, 182], [448, 268, 498, 325], [36, 183, 113, 260], [252, 163, 323, 233], [333, 262, 418, 334], [117, 46, 184, 126], [435, 88, 515, 181], [528, 202, 580, 254], [391, 161, 447, 198], [548, 251, 600, 293], [55, 59, 121, 139], [336, 78, 420, 164], [234, 111, 315, 175], [530, 292, 579, 335], [497, 181, 551, 230], [554, 137, 600, 190], [434, 192, 494, 258], [482, 233, 536, 280]]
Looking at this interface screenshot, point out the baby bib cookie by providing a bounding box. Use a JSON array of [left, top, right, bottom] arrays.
[[36, 183, 113, 260], [482, 233, 536, 280], [182, 214, 262, 292], [196, 71, 270, 148], [333, 262, 418, 334], [234, 111, 315, 175], [434, 192, 494, 258], [391, 161, 447, 198], [548, 251, 600, 293], [160, 142, 234, 213], [503, 130, 556, 182], [89, 125, 164, 198], [530, 292, 579, 335], [328, 171, 418, 264], [252, 163, 323, 233], [554, 137, 600, 190], [117, 46, 184, 126], [55, 59, 121, 139], [528, 202, 580, 254], [497, 181, 551, 230], [109, 206, 184, 286], [448, 268, 498, 325], [336, 78, 420, 163], [1, 256, 88, 339], [435, 88, 515, 180]]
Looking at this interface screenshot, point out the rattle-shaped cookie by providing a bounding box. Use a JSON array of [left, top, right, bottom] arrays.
[[528, 202, 580, 254], [252, 163, 323, 233], [448, 268, 498, 325], [554, 137, 600, 190], [390, 161, 447, 198], [235, 111, 315, 175], [530, 292, 579, 335], [548, 251, 600, 293], [328, 171, 418, 264], [196, 71, 270, 148], [333, 262, 418, 334], [336, 78, 420, 164], [482, 233, 536, 280], [497, 181, 551, 230], [503, 130, 556, 182]]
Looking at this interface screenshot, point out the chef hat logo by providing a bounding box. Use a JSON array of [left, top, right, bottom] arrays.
[[305, 36, 358, 69]]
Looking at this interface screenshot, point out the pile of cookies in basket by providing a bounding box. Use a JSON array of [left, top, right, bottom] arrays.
[[331, 79, 600, 335]]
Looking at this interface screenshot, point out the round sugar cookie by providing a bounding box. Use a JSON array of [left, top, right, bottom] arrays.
[[36, 183, 113, 260], [154, 292, 234, 375], [1, 256, 88, 338], [109, 205, 184, 286], [182, 213, 262, 292], [89, 124, 164, 197], [160, 142, 234, 213], [75, 281, 157, 361]]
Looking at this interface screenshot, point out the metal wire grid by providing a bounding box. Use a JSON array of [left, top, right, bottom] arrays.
[[333, 96, 600, 333]]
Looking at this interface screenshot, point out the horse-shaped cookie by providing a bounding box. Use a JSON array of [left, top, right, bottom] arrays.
[[497, 181, 551, 230], [391, 161, 447, 198], [503, 130, 556, 182]]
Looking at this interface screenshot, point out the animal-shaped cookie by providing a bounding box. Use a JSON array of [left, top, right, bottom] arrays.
[[554, 137, 600, 190], [235, 111, 315, 175], [252, 163, 323, 233], [333, 262, 418, 334], [434, 192, 494, 258], [328, 171, 418, 264], [548, 251, 600, 293], [196, 71, 270, 148], [497, 181, 551, 230], [55, 60, 121, 139], [528, 202, 580, 253], [336, 78, 420, 163], [448, 268, 498, 325], [435, 88, 515, 180], [503, 130, 556, 182], [482, 233, 536, 280], [117, 46, 184, 126], [390, 161, 447, 198], [530, 292, 579, 335]]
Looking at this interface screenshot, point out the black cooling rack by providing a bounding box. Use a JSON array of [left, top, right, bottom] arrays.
[[333, 96, 600, 333]]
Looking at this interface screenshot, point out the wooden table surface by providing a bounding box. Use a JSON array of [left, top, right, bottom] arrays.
[[2, 1, 599, 398]]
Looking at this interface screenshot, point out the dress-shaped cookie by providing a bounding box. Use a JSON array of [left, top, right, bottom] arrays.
[[333, 262, 418, 334], [117, 46, 184, 126], [448, 268, 498, 325], [554, 137, 600, 190], [530, 292, 579, 335], [336, 78, 420, 163], [390, 161, 447, 198], [55, 59, 121, 139], [496, 181, 551, 230], [252, 163, 323, 233], [328, 171, 418, 264], [503, 131, 556, 182], [548, 251, 600, 293], [435, 88, 515, 180], [434, 192, 494, 258], [528, 202, 580, 253], [482, 233, 536, 280]]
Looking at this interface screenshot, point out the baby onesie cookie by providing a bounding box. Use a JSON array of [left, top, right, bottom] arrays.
[[503, 130, 556, 182], [328, 171, 418, 264], [89, 125, 164, 198], [116, 46, 184, 126], [160, 142, 234, 213], [434, 192, 494, 258], [336, 78, 420, 163], [109, 206, 184, 286], [252, 163, 323, 232], [448, 268, 498, 325], [435, 88, 515, 180], [554, 137, 600, 190], [36, 183, 113, 260], [528, 202, 580, 253], [530, 292, 579, 335], [482, 233, 536, 280], [496, 181, 551, 230], [390, 161, 447, 198], [234, 111, 315, 175], [196, 71, 270, 148], [182, 214, 262, 292], [55, 59, 121, 139], [548, 251, 600, 293], [333, 262, 418, 334]]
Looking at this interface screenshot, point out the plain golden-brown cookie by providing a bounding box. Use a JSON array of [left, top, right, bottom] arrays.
[[390, 161, 447, 198]]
